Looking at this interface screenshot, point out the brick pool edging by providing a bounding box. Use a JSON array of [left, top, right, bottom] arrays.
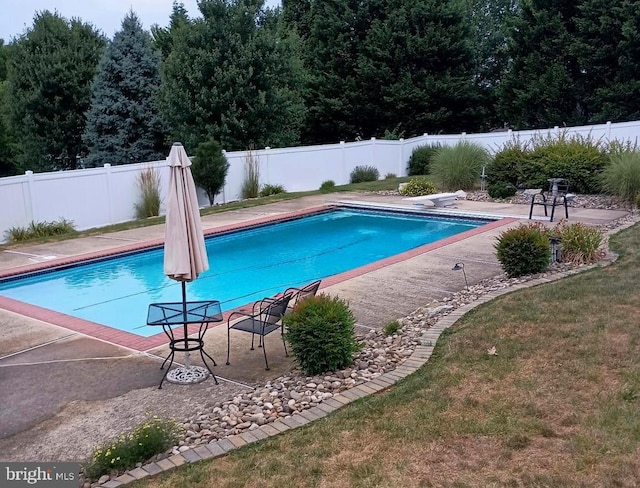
[[94, 260, 611, 488]]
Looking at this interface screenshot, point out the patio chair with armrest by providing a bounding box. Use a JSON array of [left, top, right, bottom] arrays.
[[226, 291, 294, 370], [282, 279, 322, 313]]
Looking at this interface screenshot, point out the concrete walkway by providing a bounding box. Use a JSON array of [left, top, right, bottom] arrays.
[[0, 192, 630, 462]]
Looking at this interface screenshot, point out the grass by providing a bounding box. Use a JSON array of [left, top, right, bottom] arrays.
[[0, 177, 410, 251], [130, 222, 640, 487]]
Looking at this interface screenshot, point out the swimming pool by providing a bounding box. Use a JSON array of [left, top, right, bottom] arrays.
[[0, 207, 492, 338]]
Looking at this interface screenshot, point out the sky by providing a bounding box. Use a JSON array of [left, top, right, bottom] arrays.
[[1, 0, 281, 42]]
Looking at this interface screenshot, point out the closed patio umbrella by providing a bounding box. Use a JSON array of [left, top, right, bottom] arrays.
[[163, 142, 210, 384]]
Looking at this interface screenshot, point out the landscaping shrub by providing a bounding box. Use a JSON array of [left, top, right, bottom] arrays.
[[192, 139, 230, 205], [5, 218, 76, 242], [385, 173, 397, 179], [241, 148, 260, 199], [553, 221, 604, 264], [283, 294, 360, 376], [259, 183, 286, 197], [399, 177, 438, 197], [350, 165, 379, 183], [134, 167, 161, 219], [431, 141, 490, 191], [319, 180, 336, 192], [495, 223, 551, 277], [488, 181, 517, 199], [487, 139, 529, 186], [407, 144, 441, 176], [84, 415, 181, 480], [600, 151, 640, 203], [520, 133, 608, 193]]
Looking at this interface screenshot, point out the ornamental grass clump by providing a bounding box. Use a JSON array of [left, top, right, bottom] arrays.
[[399, 177, 438, 197], [349, 165, 379, 183], [553, 221, 604, 264], [259, 183, 286, 197], [5, 218, 76, 242], [283, 294, 360, 376], [431, 141, 490, 191], [134, 167, 161, 219], [495, 223, 551, 277], [600, 151, 640, 203], [84, 415, 181, 480]]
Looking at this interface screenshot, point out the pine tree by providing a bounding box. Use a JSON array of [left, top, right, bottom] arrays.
[[497, 0, 586, 129], [574, 0, 640, 122], [151, 1, 191, 60], [83, 12, 167, 167], [6, 11, 105, 172], [161, 0, 305, 151], [357, 0, 484, 137]]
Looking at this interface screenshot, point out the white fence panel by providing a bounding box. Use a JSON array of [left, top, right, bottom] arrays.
[[3, 119, 640, 243]]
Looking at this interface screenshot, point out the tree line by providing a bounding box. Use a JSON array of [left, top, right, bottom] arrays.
[[0, 0, 638, 176]]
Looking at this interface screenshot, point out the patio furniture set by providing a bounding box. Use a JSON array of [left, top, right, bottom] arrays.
[[147, 280, 321, 389]]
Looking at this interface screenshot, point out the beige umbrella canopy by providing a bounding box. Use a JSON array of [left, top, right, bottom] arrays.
[[163, 142, 210, 383], [164, 142, 209, 282]]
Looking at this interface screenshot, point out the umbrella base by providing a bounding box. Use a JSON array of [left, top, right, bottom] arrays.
[[166, 366, 210, 385]]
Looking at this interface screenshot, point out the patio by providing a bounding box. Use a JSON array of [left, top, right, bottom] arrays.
[[0, 192, 630, 463]]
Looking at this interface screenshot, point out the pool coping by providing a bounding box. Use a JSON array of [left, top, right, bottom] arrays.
[[0, 204, 516, 352]]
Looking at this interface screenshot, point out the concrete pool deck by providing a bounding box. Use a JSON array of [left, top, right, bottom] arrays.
[[0, 192, 631, 462]]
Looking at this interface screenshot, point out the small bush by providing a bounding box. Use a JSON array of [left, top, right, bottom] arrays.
[[600, 151, 640, 203], [259, 184, 286, 197], [488, 138, 529, 186], [385, 173, 397, 179], [241, 148, 260, 199], [319, 180, 336, 192], [399, 177, 438, 197], [383, 320, 400, 336], [134, 167, 161, 219], [84, 415, 181, 480], [553, 221, 604, 264], [431, 141, 490, 191], [283, 294, 360, 376], [5, 218, 76, 242], [488, 181, 517, 199], [350, 165, 380, 183], [495, 223, 551, 277], [192, 139, 230, 205], [407, 144, 441, 176], [521, 132, 608, 193]]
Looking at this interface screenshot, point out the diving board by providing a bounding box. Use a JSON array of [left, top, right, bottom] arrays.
[[402, 190, 466, 208]]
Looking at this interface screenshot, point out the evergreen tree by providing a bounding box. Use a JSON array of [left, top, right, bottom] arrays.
[[0, 40, 16, 176], [191, 139, 230, 205], [83, 12, 167, 167], [297, 0, 362, 143], [151, 1, 191, 60], [574, 0, 640, 122], [161, 0, 305, 151], [6, 11, 106, 172], [497, 0, 586, 129], [357, 0, 483, 137]]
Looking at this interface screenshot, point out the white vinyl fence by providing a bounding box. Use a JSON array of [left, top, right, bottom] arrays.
[[1, 120, 638, 243]]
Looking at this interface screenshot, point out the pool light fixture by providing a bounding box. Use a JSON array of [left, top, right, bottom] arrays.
[[452, 262, 469, 290]]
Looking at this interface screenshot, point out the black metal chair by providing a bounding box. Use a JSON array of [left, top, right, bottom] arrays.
[[281, 280, 322, 314], [226, 291, 294, 370], [528, 178, 575, 222]]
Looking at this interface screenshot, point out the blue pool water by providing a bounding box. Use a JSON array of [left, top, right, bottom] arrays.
[[0, 208, 488, 336]]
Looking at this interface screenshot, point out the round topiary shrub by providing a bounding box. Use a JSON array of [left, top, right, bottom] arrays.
[[320, 180, 336, 192], [407, 144, 441, 176], [495, 223, 551, 277], [488, 181, 517, 199], [283, 294, 360, 376], [399, 177, 438, 197]]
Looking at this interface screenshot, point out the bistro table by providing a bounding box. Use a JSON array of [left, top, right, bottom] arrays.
[[147, 300, 223, 389]]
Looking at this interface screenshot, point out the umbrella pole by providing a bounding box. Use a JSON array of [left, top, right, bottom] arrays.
[[182, 281, 191, 369]]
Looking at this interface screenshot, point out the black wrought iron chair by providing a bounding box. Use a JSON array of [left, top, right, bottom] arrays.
[[281, 279, 322, 314], [226, 291, 294, 370], [528, 178, 575, 222]]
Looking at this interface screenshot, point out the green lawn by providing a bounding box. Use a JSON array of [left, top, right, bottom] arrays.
[[130, 222, 640, 487]]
